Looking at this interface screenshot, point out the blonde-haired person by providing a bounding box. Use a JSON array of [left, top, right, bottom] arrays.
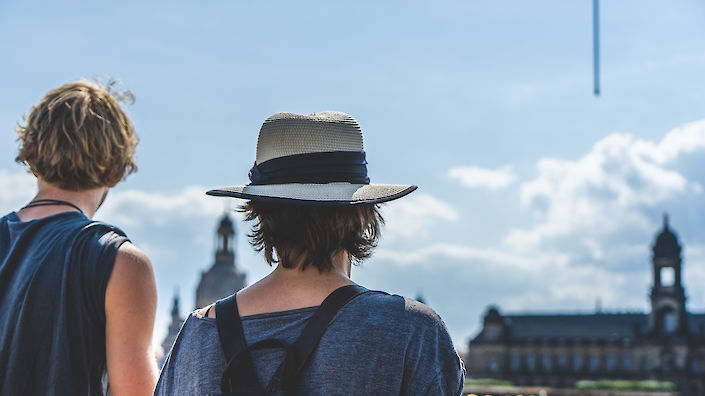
[[0, 80, 158, 396]]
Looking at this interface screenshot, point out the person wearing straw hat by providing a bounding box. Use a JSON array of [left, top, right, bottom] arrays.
[[155, 111, 464, 395]]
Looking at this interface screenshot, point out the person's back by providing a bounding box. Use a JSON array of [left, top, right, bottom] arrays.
[[155, 111, 464, 395], [0, 81, 159, 395], [157, 292, 461, 396], [0, 212, 128, 395]]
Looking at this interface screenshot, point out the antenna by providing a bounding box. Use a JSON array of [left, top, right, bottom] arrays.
[[593, 0, 600, 96]]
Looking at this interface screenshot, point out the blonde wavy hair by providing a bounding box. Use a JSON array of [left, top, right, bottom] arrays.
[[16, 80, 138, 191]]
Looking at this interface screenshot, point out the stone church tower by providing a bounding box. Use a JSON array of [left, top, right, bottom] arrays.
[[195, 214, 247, 308], [649, 214, 687, 336], [160, 214, 247, 363]]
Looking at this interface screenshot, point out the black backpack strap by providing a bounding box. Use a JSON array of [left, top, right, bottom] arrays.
[[215, 294, 263, 393], [268, 284, 388, 392]]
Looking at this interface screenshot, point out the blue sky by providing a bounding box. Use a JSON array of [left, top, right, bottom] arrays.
[[1, 0, 705, 351]]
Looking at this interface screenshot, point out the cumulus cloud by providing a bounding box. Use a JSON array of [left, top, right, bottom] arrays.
[[380, 193, 459, 242], [97, 186, 236, 228], [447, 165, 516, 191], [506, 119, 705, 254]]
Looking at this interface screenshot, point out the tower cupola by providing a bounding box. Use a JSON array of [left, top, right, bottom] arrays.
[[653, 214, 681, 259]]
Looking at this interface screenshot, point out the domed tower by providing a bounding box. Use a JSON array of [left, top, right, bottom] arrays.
[[649, 214, 687, 336], [195, 214, 247, 308]]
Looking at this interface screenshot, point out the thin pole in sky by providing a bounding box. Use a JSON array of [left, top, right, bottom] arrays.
[[593, 0, 600, 96]]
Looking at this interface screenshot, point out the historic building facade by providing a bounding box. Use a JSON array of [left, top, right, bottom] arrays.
[[468, 217, 705, 395], [161, 214, 247, 357]]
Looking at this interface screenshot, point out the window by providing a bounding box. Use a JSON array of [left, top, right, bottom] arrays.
[[573, 354, 583, 372], [641, 358, 649, 373], [510, 354, 520, 372], [622, 354, 633, 371], [542, 354, 552, 372], [489, 358, 499, 373], [663, 311, 677, 334], [589, 353, 600, 373], [663, 356, 672, 374], [660, 267, 675, 286], [557, 353, 568, 369], [606, 354, 616, 372], [691, 359, 700, 374], [526, 353, 536, 372]]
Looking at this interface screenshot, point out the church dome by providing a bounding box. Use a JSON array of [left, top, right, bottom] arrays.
[[218, 215, 234, 236], [653, 214, 681, 259]]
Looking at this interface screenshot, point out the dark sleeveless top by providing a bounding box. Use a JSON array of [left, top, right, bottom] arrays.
[[0, 211, 129, 396]]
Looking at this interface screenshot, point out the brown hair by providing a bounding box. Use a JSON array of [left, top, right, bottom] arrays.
[[15, 80, 138, 191], [241, 201, 384, 272]]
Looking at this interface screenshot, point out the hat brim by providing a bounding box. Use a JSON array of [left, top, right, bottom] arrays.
[[206, 183, 417, 205]]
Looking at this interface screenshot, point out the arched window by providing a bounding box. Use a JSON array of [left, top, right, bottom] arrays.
[[660, 267, 675, 286], [663, 311, 677, 334]]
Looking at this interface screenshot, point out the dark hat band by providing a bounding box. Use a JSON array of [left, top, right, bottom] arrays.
[[248, 151, 370, 185]]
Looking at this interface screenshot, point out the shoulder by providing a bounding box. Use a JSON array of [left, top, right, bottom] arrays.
[[116, 242, 150, 265], [111, 243, 154, 289], [106, 243, 156, 311], [67, 217, 129, 257], [79, 219, 128, 242], [351, 291, 445, 327]]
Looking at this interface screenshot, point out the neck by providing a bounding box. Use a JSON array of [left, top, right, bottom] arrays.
[[17, 179, 109, 221], [268, 250, 352, 286], [233, 250, 354, 316]]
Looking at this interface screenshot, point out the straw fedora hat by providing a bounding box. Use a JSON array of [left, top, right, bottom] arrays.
[[206, 111, 417, 205]]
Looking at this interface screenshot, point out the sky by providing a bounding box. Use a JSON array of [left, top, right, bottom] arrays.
[[1, 0, 705, 352]]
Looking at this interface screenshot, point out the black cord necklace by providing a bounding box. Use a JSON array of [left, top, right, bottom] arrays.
[[21, 199, 84, 215]]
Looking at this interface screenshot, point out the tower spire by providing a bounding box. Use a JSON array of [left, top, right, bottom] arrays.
[[171, 288, 180, 320]]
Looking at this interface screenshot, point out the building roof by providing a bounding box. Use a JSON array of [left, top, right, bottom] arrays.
[[471, 311, 705, 343], [503, 313, 648, 339]]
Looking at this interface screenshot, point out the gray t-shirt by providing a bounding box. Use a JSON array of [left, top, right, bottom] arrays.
[[155, 292, 464, 396]]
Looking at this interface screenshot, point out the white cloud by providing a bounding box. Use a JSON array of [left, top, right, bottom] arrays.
[[380, 193, 458, 242], [506, 120, 705, 253], [0, 169, 35, 212], [447, 165, 516, 191], [97, 186, 236, 228]]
